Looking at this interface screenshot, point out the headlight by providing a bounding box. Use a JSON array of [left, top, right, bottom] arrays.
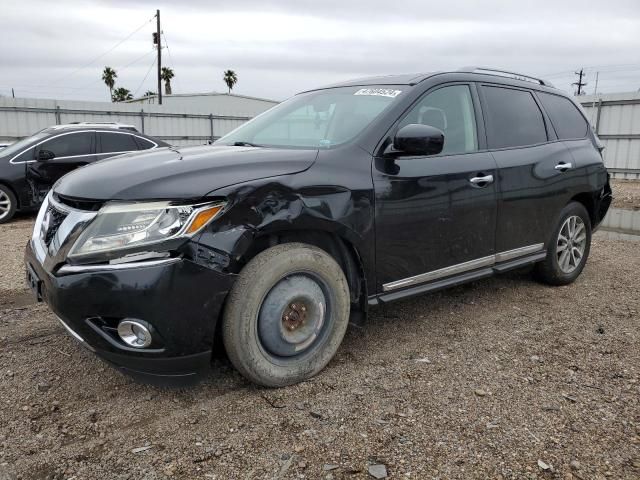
[[69, 201, 225, 258]]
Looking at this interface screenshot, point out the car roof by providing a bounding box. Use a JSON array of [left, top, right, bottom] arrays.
[[304, 67, 558, 93], [45, 122, 139, 133]]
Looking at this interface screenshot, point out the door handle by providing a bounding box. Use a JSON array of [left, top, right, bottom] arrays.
[[469, 174, 494, 186], [554, 162, 573, 172]]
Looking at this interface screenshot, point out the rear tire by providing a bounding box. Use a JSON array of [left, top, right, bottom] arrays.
[[534, 201, 591, 286], [222, 243, 350, 387], [0, 184, 17, 224]]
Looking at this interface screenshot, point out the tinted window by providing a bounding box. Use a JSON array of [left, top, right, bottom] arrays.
[[537, 92, 588, 139], [217, 85, 404, 148], [134, 137, 156, 150], [40, 132, 93, 157], [99, 132, 139, 153], [483, 86, 547, 149], [399, 85, 478, 155]]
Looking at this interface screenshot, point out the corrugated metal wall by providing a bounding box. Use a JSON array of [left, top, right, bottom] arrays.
[[0, 97, 272, 146], [580, 92, 640, 180]]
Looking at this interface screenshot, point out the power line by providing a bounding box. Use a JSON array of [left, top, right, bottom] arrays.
[[542, 63, 640, 78], [162, 31, 181, 92], [48, 14, 156, 86], [573, 68, 587, 95], [68, 49, 157, 95], [133, 57, 158, 97], [3, 49, 156, 99]]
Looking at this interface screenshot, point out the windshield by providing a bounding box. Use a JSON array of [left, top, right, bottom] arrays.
[[1, 131, 48, 157], [216, 86, 406, 149]]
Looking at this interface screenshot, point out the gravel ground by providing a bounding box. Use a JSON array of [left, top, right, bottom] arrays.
[[1, 215, 639, 480], [611, 180, 640, 210]]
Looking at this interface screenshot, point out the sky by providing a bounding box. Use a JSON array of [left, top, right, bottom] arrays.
[[1, 0, 639, 102]]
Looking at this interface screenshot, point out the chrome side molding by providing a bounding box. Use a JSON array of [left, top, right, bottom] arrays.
[[383, 243, 544, 292], [57, 257, 181, 275]]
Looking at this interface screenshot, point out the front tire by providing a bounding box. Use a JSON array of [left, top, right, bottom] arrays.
[[0, 184, 17, 224], [534, 201, 592, 286], [222, 243, 350, 387]]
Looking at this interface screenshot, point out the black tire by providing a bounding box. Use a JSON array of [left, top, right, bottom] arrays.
[[222, 243, 350, 387], [534, 202, 592, 286], [0, 184, 17, 224]]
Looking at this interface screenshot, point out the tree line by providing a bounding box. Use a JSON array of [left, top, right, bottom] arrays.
[[102, 67, 239, 102]]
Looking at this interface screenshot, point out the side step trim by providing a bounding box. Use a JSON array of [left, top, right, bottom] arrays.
[[382, 255, 495, 292], [381, 243, 545, 293], [370, 249, 546, 306]]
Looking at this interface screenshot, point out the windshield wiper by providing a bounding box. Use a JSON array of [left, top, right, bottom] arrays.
[[232, 141, 262, 147]]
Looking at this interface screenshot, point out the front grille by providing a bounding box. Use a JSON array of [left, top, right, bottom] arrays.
[[43, 205, 67, 248], [54, 193, 105, 212]]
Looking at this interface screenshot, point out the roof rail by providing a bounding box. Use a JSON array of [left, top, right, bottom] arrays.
[[50, 122, 138, 132], [459, 67, 553, 87]]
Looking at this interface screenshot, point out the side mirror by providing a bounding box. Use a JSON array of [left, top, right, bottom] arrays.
[[391, 124, 445, 156], [37, 149, 55, 162]]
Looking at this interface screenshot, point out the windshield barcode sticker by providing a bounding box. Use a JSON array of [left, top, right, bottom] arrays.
[[354, 88, 402, 98]]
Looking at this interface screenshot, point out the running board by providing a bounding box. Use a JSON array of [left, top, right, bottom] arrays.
[[369, 250, 547, 306]]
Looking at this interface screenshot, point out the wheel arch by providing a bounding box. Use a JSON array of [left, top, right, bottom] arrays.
[[0, 180, 20, 209], [569, 191, 597, 226], [242, 228, 369, 315]]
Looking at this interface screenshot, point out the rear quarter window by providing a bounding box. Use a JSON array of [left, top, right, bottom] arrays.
[[537, 92, 589, 139], [99, 132, 139, 153], [134, 136, 156, 150], [482, 86, 548, 149]]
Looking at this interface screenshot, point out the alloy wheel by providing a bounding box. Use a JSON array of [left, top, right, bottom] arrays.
[[556, 215, 587, 274], [0, 190, 12, 221]]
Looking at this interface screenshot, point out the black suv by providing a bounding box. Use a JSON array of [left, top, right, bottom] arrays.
[[0, 123, 168, 223], [24, 68, 611, 387]]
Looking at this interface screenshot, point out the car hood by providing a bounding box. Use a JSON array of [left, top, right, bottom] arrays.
[[54, 145, 318, 201]]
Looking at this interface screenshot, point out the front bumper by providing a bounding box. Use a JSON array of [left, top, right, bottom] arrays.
[[25, 241, 236, 386]]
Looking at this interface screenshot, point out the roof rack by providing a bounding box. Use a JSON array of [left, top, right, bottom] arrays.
[[50, 122, 138, 132], [458, 67, 553, 87]]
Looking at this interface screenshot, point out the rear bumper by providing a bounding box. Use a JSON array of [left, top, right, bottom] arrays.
[[25, 241, 236, 386], [594, 174, 613, 230]]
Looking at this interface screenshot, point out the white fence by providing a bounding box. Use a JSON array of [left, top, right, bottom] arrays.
[[580, 92, 640, 180], [0, 97, 257, 147]]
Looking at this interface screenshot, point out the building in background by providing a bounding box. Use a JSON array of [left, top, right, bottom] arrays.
[[580, 92, 640, 180], [127, 92, 278, 118], [0, 93, 278, 147]]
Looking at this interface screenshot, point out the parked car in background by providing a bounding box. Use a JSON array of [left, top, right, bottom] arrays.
[[0, 123, 169, 223], [25, 68, 611, 387]]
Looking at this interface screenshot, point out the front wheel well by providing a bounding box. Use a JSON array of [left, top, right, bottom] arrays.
[[241, 230, 367, 312]]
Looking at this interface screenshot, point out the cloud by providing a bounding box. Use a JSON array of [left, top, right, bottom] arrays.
[[1, 0, 639, 101]]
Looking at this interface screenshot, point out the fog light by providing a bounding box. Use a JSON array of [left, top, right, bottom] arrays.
[[117, 320, 152, 348]]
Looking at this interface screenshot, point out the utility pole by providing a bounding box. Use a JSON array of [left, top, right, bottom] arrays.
[[156, 9, 162, 105], [573, 68, 587, 96]]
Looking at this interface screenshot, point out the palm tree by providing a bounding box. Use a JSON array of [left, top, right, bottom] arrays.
[[143, 90, 157, 98], [112, 87, 133, 102], [102, 67, 117, 102], [161, 67, 174, 95], [223, 70, 238, 94]]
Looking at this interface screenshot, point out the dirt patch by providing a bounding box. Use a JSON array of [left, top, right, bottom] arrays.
[[611, 180, 640, 210], [0, 220, 639, 479]]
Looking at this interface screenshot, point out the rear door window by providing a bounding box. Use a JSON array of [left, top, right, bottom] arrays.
[[482, 86, 548, 149], [40, 132, 93, 158], [98, 132, 139, 154], [537, 92, 589, 139]]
